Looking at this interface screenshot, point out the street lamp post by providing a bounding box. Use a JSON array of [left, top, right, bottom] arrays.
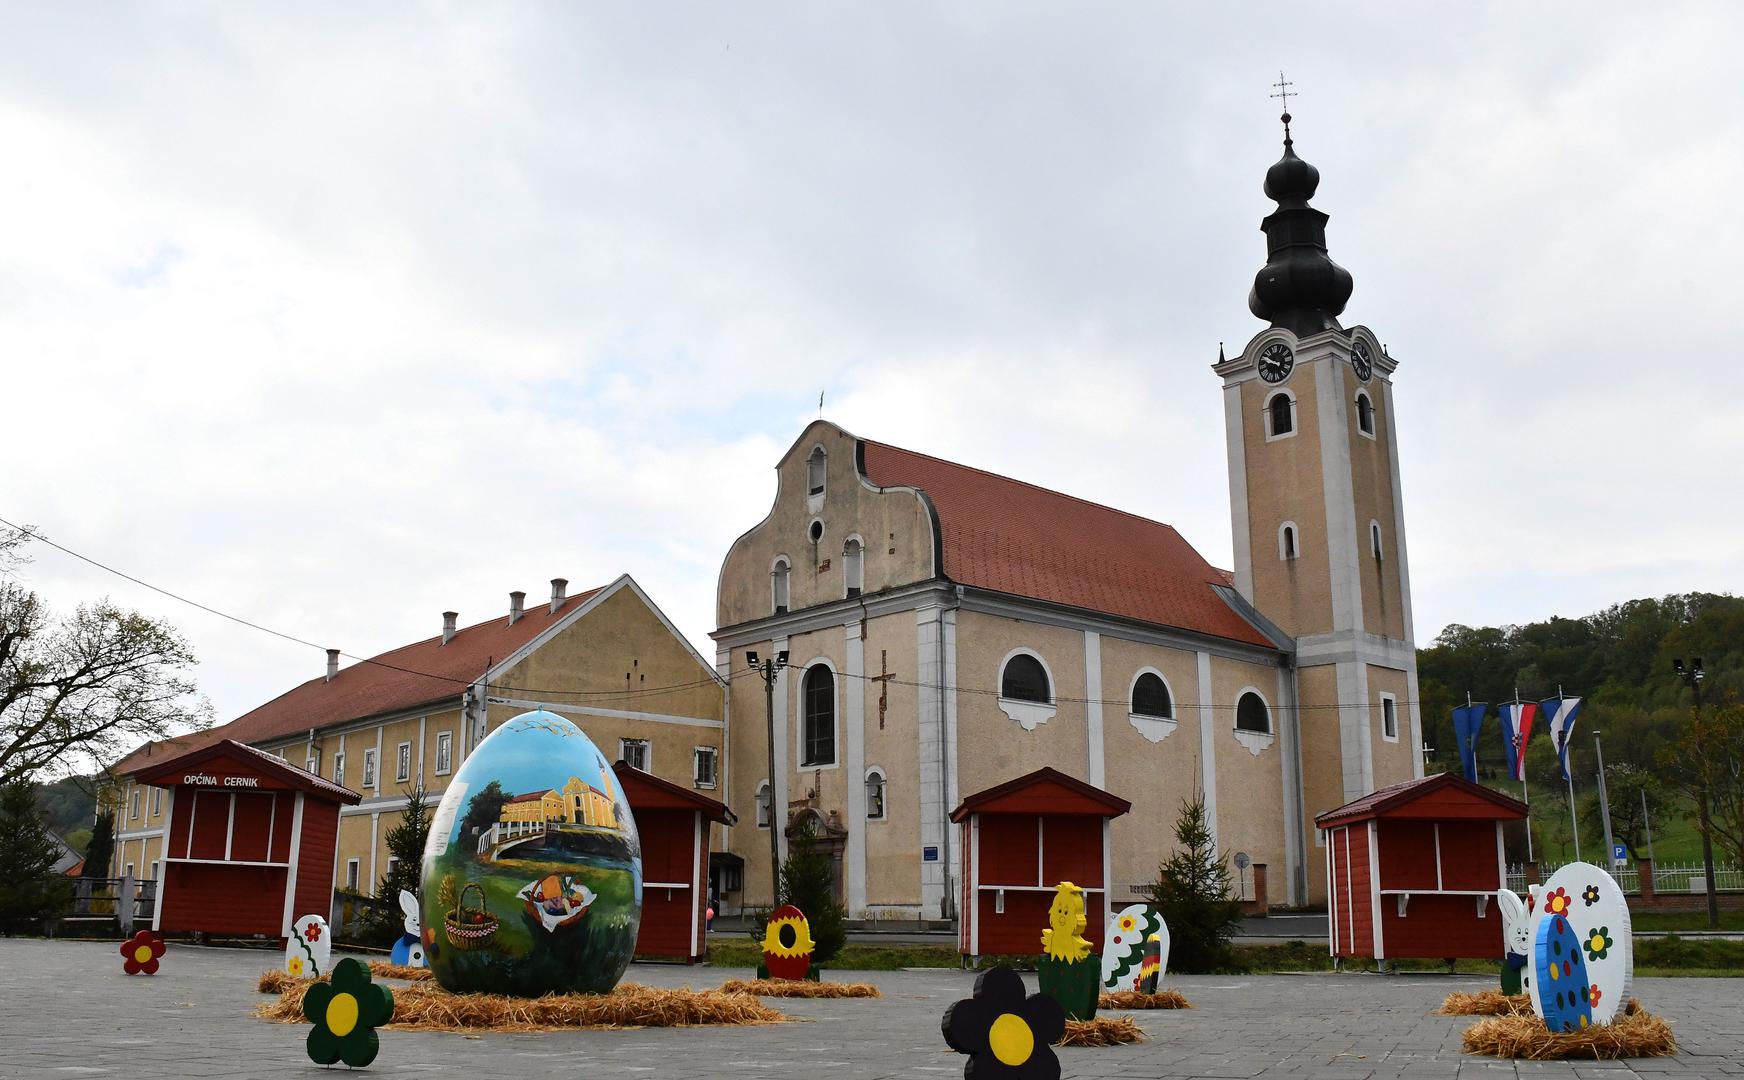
[[1673, 657, 1719, 929], [747, 649, 788, 908]]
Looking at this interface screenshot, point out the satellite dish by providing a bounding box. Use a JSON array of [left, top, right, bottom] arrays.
[[1233, 851, 1252, 871]]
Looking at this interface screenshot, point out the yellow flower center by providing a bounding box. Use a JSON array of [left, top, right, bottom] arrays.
[[989, 1013, 1034, 1066], [1589, 933, 1604, 950], [327, 992, 360, 1037], [133, 946, 152, 964]]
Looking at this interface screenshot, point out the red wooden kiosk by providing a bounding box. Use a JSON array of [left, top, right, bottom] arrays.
[[1314, 773, 1528, 965], [952, 767, 1130, 960], [132, 739, 360, 938], [613, 761, 736, 963]]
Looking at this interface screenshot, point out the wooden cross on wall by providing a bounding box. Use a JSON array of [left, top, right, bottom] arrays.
[[870, 649, 896, 729]]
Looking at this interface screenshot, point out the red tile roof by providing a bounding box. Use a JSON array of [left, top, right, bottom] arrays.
[[134, 738, 364, 804], [112, 587, 604, 777], [506, 789, 555, 804], [1313, 773, 1529, 827], [860, 441, 1275, 648]]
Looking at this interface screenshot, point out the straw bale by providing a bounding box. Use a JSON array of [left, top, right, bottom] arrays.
[[255, 981, 786, 1031], [369, 961, 434, 981], [1057, 1016, 1145, 1047], [1098, 989, 1191, 1010], [1438, 989, 1529, 1015], [1462, 1008, 1676, 1060], [720, 978, 881, 998]]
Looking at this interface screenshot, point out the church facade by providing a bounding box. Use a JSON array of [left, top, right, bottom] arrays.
[[712, 117, 1423, 919]]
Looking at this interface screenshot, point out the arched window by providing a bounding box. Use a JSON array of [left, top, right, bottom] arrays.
[[1280, 523, 1297, 561], [1000, 653, 1051, 704], [802, 665, 836, 766], [772, 558, 790, 614], [1370, 522, 1384, 561], [1131, 672, 1172, 718], [1355, 392, 1375, 436], [807, 447, 826, 497], [755, 781, 772, 828], [844, 538, 863, 598], [1267, 391, 1294, 437], [1236, 691, 1271, 734], [865, 769, 886, 820]]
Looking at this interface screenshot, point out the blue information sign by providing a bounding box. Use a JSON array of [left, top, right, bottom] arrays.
[[1613, 843, 1629, 865], [922, 846, 939, 862]]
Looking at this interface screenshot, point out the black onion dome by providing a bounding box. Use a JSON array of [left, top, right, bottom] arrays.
[[1249, 113, 1354, 337]]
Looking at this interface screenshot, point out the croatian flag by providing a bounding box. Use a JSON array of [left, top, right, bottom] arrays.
[[1497, 701, 1538, 782], [1540, 697, 1583, 782], [1451, 703, 1487, 782]]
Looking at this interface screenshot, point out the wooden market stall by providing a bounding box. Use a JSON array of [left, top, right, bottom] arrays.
[[132, 739, 360, 938], [1314, 772, 1528, 965], [952, 767, 1130, 960], [613, 761, 736, 963]]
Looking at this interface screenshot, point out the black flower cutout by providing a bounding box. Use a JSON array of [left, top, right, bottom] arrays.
[[941, 965, 1065, 1079]]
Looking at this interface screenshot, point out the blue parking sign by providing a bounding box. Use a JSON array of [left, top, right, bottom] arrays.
[[1612, 843, 1628, 865]]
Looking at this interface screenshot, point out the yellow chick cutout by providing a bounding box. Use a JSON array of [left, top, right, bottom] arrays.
[[1040, 881, 1092, 963]]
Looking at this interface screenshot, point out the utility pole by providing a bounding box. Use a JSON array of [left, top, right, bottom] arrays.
[[748, 649, 788, 907], [1673, 657, 1720, 929]]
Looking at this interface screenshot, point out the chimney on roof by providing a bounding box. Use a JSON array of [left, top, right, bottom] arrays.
[[442, 611, 459, 645], [508, 591, 526, 626], [325, 648, 340, 682], [549, 578, 568, 615]]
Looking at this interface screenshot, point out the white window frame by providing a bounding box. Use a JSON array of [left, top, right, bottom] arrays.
[[150, 786, 162, 817], [305, 749, 321, 776], [693, 745, 719, 789], [396, 741, 412, 783], [435, 731, 453, 776], [619, 737, 650, 772], [996, 647, 1056, 731], [129, 790, 140, 821], [771, 556, 791, 615], [843, 535, 864, 599], [795, 658, 841, 770], [1127, 667, 1179, 743], [361, 748, 378, 789], [1279, 521, 1300, 562], [755, 780, 772, 829], [386, 855, 400, 881], [1370, 520, 1384, 562], [346, 859, 361, 891], [1232, 685, 1277, 756], [1380, 692, 1400, 743], [806, 445, 827, 501], [1355, 390, 1377, 439], [864, 767, 887, 821], [1263, 388, 1298, 442], [333, 751, 345, 786], [125, 862, 135, 879]]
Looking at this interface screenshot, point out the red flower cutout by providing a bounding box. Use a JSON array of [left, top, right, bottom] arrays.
[[1544, 887, 1571, 916], [1590, 986, 1603, 1007], [120, 930, 166, 976], [304, 923, 323, 942]]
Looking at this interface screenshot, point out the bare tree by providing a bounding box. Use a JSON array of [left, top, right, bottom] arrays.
[[0, 527, 209, 783]]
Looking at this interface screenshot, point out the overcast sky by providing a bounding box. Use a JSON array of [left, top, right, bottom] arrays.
[[4, 4, 1742, 737]]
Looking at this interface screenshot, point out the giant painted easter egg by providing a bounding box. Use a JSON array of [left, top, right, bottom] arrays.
[[1523, 862, 1632, 1025], [420, 710, 642, 997], [1100, 904, 1168, 991]]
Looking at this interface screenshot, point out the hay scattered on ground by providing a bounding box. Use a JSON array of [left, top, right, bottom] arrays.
[[1462, 1008, 1676, 1060], [1098, 989, 1191, 1010], [257, 969, 309, 994], [369, 961, 434, 982], [256, 981, 786, 1032], [720, 978, 881, 998], [1057, 1016, 1146, 1047], [1438, 989, 1530, 1015]]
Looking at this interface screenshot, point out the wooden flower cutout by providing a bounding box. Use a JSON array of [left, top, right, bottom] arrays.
[[120, 930, 166, 976], [942, 965, 1065, 1079], [303, 957, 395, 1068]]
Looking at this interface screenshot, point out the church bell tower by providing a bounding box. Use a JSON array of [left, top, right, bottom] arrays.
[[1215, 110, 1424, 834]]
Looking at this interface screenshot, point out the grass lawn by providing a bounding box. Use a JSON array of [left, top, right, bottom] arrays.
[[1631, 910, 1744, 932]]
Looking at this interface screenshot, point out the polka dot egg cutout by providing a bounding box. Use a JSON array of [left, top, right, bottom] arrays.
[[1532, 913, 1593, 1033], [1528, 862, 1633, 1024]]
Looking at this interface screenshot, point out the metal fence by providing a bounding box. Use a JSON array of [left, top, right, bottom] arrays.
[[1505, 862, 1744, 896]]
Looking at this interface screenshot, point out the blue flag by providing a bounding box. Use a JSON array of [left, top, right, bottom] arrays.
[[1497, 702, 1539, 782], [1451, 703, 1487, 782], [1540, 697, 1583, 781]]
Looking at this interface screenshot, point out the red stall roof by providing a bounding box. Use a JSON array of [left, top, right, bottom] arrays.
[[949, 767, 1130, 823], [1314, 773, 1527, 829], [612, 762, 737, 825], [133, 739, 363, 805]]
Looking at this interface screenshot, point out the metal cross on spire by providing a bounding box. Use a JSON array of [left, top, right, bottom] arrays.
[[1270, 71, 1295, 141]]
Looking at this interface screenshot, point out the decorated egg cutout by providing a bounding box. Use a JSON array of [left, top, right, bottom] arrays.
[[1532, 908, 1594, 1033], [1100, 904, 1168, 991], [420, 710, 642, 997], [1528, 862, 1632, 1024], [286, 914, 331, 978]]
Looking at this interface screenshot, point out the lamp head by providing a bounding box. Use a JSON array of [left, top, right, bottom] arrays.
[[746, 650, 759, 667], [776, 650, 789, 668]]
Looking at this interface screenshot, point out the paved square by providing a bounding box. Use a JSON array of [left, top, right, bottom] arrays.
[[0, 939, 1738, 1079]]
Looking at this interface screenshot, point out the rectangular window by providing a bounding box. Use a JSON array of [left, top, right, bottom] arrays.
[[435, 731, 453, 775], [1382, 695, 1399, 742], [149, 860, 159, 882], [396, 741, 412, 783], [387, 855, 400, 881], [346, 859, 360, 891], [333, 752, 345, 786], [125, 862, 135, 879], [305, 748, 321, 776], [362, 748, 377, 789], [693, 746, 718, 788], [619, 738, 649, 771], [129, 790, 140, 820], [150, 787, 162, 817]]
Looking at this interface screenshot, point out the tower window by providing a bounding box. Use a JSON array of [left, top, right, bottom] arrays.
[[865, 769, 886, 820], [1131, 672, 1173, 718], [1355, 392, 1375, 437], [844, 537, 863, 598], [1236, 691, 1272, 735], [755, 781, 772, 828], [1000, 652, 1052, 704], [772, 558, 790, 614], [1266, 391, 1295, 438], [1280, 522, 1298, 561], [807, 447, 826, 497], [1371, 522, 1384, 561], [1381, 696, 1399, 742], [802, 665, 836, 766]]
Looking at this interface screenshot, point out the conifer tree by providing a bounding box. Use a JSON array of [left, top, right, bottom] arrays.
[[779, 816, 846, 966], [81, 811, 115, 879], [1143, 793, 1242, 973], [0, 778, 71, 934], [365, 786, 431, 944]]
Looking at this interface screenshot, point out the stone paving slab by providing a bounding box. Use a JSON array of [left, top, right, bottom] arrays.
[[0, 939, 1737, 1079]]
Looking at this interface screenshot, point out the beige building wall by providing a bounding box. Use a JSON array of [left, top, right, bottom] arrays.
[[1296, 664, 1342, 905], [1366, 664, 1415, 788], [862, 612, 922, 908], [1242, 364, 1334, 640], [951, 611, 1089, 798], [1343, 363, 1406, 640], [1099, 635, 1203, 898], [1208, 655, 1290, 905]]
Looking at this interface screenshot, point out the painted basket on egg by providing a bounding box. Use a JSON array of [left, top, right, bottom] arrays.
[[444, 882, 500, 951]]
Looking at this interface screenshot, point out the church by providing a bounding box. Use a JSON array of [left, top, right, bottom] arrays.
[[710, 113, 1424, 921]]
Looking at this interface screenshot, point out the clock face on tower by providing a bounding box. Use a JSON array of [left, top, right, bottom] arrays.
[[1351, 341, 1374, 382], [1257, 342, 1294, 384]]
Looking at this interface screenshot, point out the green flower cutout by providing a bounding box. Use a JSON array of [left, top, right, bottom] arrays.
[[1582, 925, 1614, 962], [303, 957, 395, 1068]]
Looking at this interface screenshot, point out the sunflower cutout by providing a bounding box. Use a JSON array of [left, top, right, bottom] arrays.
[[287, 955, 306, 978], [303, 957, 394, 1068], [761, 904, 815, 981], [1583, 925, 1614, 962], [1037, 882, 1097, 1020], [1581, 884, 1601, 907], [942, 964, 1065, 1080], [1543, 887, 1572, 917], [119, 930, 166, 976]]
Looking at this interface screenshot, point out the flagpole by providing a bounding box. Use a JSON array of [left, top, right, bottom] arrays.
[[1559, 686, 1581, 863]]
